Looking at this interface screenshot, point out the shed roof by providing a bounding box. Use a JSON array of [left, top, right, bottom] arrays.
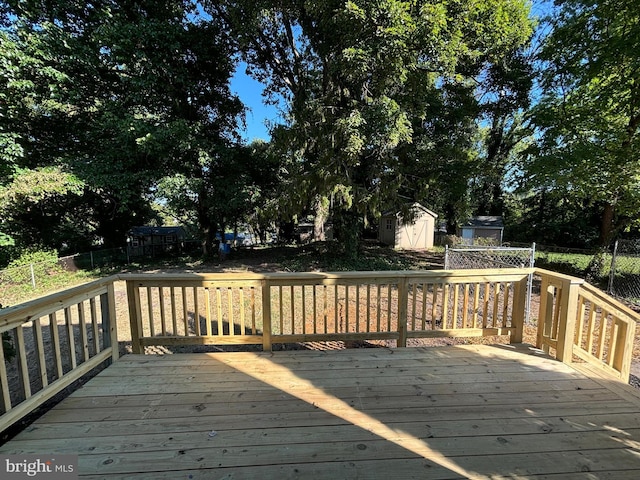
[[462, 216, 504, 229], [128, 226, 186, 236], [381, 202, 438, 219]]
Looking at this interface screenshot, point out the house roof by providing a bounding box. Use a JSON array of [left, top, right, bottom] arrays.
[[381, 202, 438, 219], [462, 216, 504, 229], [128, 226, 186, 236]]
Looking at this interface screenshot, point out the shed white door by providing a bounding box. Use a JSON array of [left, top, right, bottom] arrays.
[[410, 221, 426, 248]]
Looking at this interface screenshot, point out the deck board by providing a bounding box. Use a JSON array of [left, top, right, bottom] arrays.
[[2, 344, 640, 478]]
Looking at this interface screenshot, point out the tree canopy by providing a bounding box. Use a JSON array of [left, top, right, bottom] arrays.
[[1, 0, 638, 265], [523, 0, 640, 245]]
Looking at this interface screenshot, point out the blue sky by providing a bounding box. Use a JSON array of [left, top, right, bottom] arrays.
[[230, 63, 282, 143]]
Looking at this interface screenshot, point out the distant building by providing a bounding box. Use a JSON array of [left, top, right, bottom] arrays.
[[458, 216, 504, 245], [127, 226, 187, 257], [378, 203, 438, 250]]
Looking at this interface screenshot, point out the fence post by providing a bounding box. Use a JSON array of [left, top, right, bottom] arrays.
[[90, 251, 95, 269], [397, 277, 409, 347], [444, 245, 449, 269], [261, 279, 272, 352], [30, 263, 36, 289], [608, 240, 618, 294]]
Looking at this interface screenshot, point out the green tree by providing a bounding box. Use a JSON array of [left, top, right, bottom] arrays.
[[211, 0, 533, 255], [524, 0, 640, 245], [2, 1, 242, 250]]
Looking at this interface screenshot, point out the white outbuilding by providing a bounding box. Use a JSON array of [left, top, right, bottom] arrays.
[[378, 203, 438, 249]]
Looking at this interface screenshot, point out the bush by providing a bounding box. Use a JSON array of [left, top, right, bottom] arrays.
[[4, 248, 62, 284]]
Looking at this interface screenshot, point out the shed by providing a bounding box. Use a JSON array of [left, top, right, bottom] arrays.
[[127, 226, 187, 257], [459, 216, 504, 245], [378, 203, 438, 249]]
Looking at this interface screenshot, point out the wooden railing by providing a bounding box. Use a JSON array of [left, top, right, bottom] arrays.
[[0, 276, 119, 432], [1, 267, 637, 433], [536, 269, 637, 381], [124, 269, 531, 352]]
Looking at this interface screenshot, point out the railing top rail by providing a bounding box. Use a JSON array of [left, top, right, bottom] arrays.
[[534, 268, 586, 285], [579, 282, 640, 324], [0, 274, 120, 331], [119, 268, 534, 283]]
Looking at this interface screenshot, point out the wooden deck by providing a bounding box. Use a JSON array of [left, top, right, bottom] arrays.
[[2, 344, 640, 479]]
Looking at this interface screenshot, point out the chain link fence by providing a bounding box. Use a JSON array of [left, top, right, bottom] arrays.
[[444, 244, 535, 322], [608, 240, 640, 305]]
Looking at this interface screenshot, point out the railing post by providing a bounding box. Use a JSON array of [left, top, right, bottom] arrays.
[[261, 279, 272, 352], [126, 280, 144, 354], [613, 318, 636, 381], [397, 278, 408, 347], [510, 276, 528, 344], [555, 278, 582, 363], [101, 281, 120, 363]]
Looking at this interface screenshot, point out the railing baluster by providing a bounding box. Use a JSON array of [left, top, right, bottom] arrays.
[[251, 287, 256, 334], [492, 283, 501, 327], [15, 325, 31, 398], [367, 284, 372, 333], [182, 287, 189, 336], [216, 287, 223, 336], [387, 284, 392, 332], [462, 284, 469, 328], [502, 283, 511, 327], [452, 284, 459, 329], [355, 285, 360, 333], [146, 287, 155, 338], [483, 283, 490, 328], [586, 303, 596, 354], [49, 312, 63, 378], [90, 298, 100, 354], [575, 295, 586, 347], [64, 307, 77, 370], [431, 284, 438, 330], [421, 283, 427, 331], [411, 283, 417, 331], [278, 286, 284, 336], [291, 285, 296, 335], [302, 285, 307, 335], [261, 280, 272, 351], [205, 287, 212, 336], [33, 318, 48, 388], [324, 285, 328, 335], [607, 320, 618, 367], [193, 287, 201, 336], [240, 288, 246, 335], [313, 285, 318, 334], [377, 284, 382, 332], [228, 287, 234, 336], [0, 339, 11, 411], [78, 302, 89, 362], [442, 284, 449, 329], [170, 286, 178, 335], [472, 283, 480, 328], [344, 285, 349, 333], [596, 310, 608, 360], [159, 287, 167, 336]]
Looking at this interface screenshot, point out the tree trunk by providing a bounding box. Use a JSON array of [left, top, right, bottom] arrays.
[[313, 195, 329, 241], [599, 202, 615, 247]]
